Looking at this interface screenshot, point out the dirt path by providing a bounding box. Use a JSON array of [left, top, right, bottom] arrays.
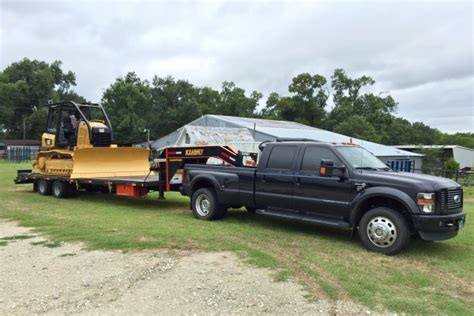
[[0, 220, 372, 315]]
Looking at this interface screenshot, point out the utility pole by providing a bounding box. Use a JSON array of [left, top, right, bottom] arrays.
[[23, 116, 27, 143], [21, 106, 38, 161], [144, 129, 150, 143], [23, 116, 27, 161]]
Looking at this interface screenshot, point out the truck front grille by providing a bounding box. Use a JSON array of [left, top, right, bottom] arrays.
[[439, 190, 447, 210], [439, 188, 463, 212], [447, 188, 463, 209]]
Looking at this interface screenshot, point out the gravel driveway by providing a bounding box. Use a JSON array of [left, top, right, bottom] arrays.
[[0, 220, 372, 315]]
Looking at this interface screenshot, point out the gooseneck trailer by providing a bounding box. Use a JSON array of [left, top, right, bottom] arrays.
[[15, 145, 256, 199]]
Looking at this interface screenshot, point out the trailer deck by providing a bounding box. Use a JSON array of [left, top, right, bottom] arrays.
[[15, 145, 257, 199]]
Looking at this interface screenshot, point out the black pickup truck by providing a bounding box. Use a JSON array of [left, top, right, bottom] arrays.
[[181, 141, 466, 255]]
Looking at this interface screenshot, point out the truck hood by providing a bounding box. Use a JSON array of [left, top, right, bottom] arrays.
[[355, 170, 460, 192]]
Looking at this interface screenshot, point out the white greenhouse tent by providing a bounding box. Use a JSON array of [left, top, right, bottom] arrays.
[[147, 115, 424, 172]]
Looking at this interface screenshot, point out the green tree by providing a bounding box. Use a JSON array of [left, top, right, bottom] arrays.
[[409, 122, 442, 145], [439, 133, 474, 148], [413, 147, 444, 175], [0, 58, 82, 139], [217, 81, 262, 117], [333, 115, 382, 143], [196, 86, 221, 114], [444, 158, 460, 179], [101, 72, 152, 144], [263, 94, 298, 121], [326, 69, 396, 142], [385, 117, 413, 145], [262, 73, 328, 126], [288, 73, 328, 126], [150, 76, 202, 137]]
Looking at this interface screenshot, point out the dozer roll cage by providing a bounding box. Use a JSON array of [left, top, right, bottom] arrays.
[[46, 101, 114, 142]]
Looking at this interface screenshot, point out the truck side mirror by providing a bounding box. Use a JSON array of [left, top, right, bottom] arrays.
[[320, 159, 346, 178], [320, 159, 334, 177]]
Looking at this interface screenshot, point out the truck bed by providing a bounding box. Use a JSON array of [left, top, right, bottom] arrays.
[[183, 164, 257, 207]]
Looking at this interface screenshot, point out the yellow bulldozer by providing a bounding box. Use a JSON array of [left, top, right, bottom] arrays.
[[32, 101, 150, 179]]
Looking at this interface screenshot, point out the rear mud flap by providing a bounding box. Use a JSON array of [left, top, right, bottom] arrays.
[[70, 147, 150, 179]]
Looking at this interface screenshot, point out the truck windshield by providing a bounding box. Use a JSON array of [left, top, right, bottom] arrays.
[[336, 146, 390, 170]]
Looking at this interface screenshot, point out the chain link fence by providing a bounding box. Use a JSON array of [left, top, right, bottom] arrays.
[[0, 147, 39, 162]]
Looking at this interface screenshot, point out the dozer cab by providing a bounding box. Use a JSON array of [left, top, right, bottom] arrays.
[[33, 101, 150, 179]]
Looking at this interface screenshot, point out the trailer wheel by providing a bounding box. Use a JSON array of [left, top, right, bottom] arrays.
[[67, 182, 78, 198], [52, 180, 69, 198], [33, 180, 38, 192], [192, 188, 226, 220], [246, 207, 257, 214], [37, 179, 51, 196]]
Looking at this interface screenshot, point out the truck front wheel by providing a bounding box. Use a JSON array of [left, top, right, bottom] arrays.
[[358, 207, 410, 255], [192, 188, 226, 220]]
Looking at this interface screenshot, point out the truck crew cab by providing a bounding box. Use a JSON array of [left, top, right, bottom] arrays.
[[182, 140, 466, 255]]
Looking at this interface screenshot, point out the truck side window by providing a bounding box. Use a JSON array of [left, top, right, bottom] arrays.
[[301, 147, 341, 174], [266, 145, 297, 170]]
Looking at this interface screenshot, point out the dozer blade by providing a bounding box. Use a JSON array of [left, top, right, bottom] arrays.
[[70, 147, 150, 179]]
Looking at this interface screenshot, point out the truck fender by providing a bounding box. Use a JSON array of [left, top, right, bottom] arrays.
[[190, 174, 221, 195], [349, 187, 420, 226], [189, 172, 240, 204]]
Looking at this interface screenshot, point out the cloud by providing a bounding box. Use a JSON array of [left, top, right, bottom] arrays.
[[0, 0, 472, 133]]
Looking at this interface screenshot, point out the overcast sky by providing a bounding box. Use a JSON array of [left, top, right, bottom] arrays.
[[1, 0, 472, 133]]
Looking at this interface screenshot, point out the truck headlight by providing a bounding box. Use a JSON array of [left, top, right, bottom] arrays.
[[417, 193, 435, 213]]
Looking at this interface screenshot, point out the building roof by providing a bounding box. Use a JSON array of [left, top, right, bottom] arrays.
[[393, 145, 474, 151], [177, 125, 255, 146], [0, 139, 41, 146], [204, 115, 422, 157]]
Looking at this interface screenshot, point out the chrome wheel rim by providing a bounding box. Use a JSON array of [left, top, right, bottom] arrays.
[[39, 181, 47, 193], [53, 182, 61, 196], [195, 194, 211, 216], [367, 216, 397, 248]]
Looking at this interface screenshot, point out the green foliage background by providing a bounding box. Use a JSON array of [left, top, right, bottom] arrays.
[[1, 58, 472, 148]]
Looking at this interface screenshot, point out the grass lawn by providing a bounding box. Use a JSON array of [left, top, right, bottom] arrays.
[[1, 162, 473, 314]]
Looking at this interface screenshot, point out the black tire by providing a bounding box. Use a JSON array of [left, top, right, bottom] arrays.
[[37, 179, 52, 196], [358, 207, 410, 255], [191, 188, 226, 220], [246, 207, 257, 214], [52, 180, 69, 198], [100, 186, 110, 194], [33, 181, 38, 192], [213, 207, 228, 220], [67, 182, 78, 198]]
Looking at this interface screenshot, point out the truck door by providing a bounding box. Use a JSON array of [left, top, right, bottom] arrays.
[[255, 144, 299, 210], [293, 146, 354, 220]]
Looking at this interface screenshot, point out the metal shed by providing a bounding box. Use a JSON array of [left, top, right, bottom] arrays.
[[394, 145, 474, 169]]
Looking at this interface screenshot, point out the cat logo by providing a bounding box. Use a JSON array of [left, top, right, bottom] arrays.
[[185, 149, 204, 156]]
